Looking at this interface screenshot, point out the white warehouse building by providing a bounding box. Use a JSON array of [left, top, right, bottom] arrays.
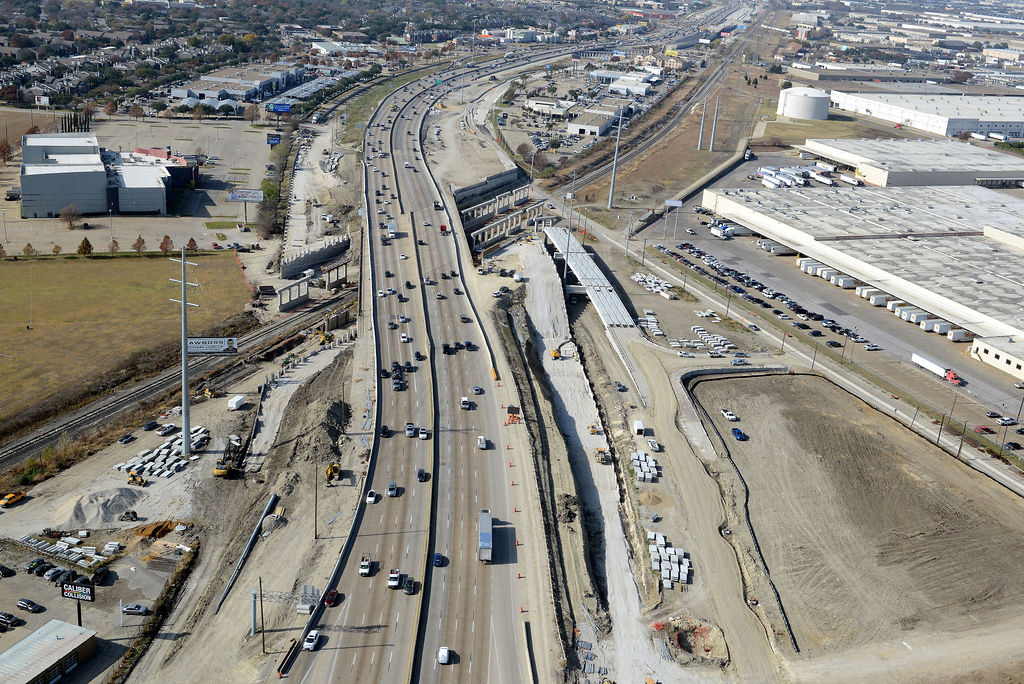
[[830, 91, 1024, 138], [20, 133, 172, 218], [798, 138, 1024, 187], [700, 184, 1024, 380]]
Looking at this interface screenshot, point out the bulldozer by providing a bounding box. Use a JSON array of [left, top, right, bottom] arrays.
[[127, 471, 146, 487], [325, 462, 341, 485], [119, 509, 138, 522], [594, 448, 611, 465]]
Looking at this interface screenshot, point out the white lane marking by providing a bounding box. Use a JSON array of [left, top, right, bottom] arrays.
[[903, 641, 912, 650]]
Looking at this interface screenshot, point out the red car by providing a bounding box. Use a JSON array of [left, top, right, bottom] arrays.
[[323, 590, 339, 607], [974, 426, 996, 435]]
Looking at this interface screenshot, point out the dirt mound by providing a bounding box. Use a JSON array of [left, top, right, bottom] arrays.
[[54, 487, 145, 529], [136, 520, 183, 539]]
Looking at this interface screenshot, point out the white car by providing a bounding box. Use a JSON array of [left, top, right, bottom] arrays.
[[155, 423, 177, 436], [677, 351, 694, 358], [377, 290, 386, 298], [423, 221, 431, 226], [997, 417, 1018, 426], [721, 409, 739, 422], [400, 333, 410, 343], [303, 630, 320, 651], [400, 254, 409, 260], [418, 427, 429, 440], [366, 490, 377, 504], [437, 646, 451, 664], [647, 439, 662, 452]]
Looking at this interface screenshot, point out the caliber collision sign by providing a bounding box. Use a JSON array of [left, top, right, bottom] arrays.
[[62, 583, 95, 602], [228, 189, 264, 203], [187, 337, 239, 356]]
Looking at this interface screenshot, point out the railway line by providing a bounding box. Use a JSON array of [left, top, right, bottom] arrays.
[[0, 291, 355, 468]]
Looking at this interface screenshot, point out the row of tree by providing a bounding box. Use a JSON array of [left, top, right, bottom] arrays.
[[0, 235, 201, 258]]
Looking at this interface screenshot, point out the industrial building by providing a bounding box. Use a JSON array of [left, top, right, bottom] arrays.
[[700, 184, 1024, 379], [777, 86, 830, 120], [170, 63, 305, 103], [19, 133, 191, 218], [0, 619, 96, 684], [569, 112, 614, 136], [830, 91, 1024, 138], [798, 138, 1024, 187]]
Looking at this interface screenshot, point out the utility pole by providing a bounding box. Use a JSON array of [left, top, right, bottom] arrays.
[[709, 95, 719, 152], [623, 210, 634, 257], [259, 577, 266, 654], [607, 107, 624, 209], [170, 247, 199, 460], [697, 95, 707, 150]]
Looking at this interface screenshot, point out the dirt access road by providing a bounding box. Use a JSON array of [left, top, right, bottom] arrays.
[[693, 374, 1024, 681]]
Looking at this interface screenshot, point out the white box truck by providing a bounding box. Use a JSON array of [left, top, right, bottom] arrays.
[[228, 395, 245, 411]]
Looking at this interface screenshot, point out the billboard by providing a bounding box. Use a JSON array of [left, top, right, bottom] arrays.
[[228, 189, 264, 203], [34, 95, 50, 106], [187, 337, 239, 355], [266, 133, 282, 145], [265, 102, 292, 113], [62, 582, 95, 602], [665, 199, 683, 208]]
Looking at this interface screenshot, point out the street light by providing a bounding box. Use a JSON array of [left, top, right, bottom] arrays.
[[529, 149, 538, 181]]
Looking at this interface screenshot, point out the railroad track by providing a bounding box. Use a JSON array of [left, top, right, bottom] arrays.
[[0, 293, 352, 467], [555, 8, 768, 196]]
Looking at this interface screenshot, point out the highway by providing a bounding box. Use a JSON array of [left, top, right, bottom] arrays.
[[291, 53, 569, 682]]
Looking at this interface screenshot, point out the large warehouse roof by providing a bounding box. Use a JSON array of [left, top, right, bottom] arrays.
[[798, 138, 1024, 186], [701, 185, 1024, 338], [831, 93, 1024, 120]]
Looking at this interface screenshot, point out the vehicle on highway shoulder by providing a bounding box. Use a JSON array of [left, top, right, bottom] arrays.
[[303, 630, 321, 651]]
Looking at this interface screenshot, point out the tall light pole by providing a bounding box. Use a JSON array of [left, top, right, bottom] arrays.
[[529, 148, 538, 181], [2, 211, 6, 243], [607, 107, 624, 209], [170, 247, 199, 460]]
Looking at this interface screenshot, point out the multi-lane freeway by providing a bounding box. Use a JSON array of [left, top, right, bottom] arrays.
[[291, 53, 572, 683]]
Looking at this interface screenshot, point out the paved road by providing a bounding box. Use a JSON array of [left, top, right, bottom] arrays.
[[291, 51, 570, 683]]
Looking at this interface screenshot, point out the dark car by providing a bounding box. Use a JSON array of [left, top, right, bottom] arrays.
[[16, 599, 41, 612], [731, 428, 748, 441], [809, 330, 824, 337], [403, 577, 416, 595], [417, 469, 429, 482], [33, 563, 53, 577], [0, 565, 15, 578], [117, 433, 135, 444], [405, 280, 414, 289], [414, 351, 425, 361], [380, 368, 390, 378], [432, 553, 444, 567], [0, 612, 17, 627], [323, 590, 340, 607], [24, 559, 43, 573], [142, 420, 159, 431], [826, 340, 843, 348], [1003, 442, 1021, 451]]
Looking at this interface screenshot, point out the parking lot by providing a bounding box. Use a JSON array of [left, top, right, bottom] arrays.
[[0, 116, 274, 255]]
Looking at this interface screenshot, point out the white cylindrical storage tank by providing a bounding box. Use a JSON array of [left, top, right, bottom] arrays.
[[776, 87, 830, 120]]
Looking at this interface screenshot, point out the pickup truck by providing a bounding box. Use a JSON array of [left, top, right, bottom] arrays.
[[359, 555, 372, 576], [387, 569, 401, 589]]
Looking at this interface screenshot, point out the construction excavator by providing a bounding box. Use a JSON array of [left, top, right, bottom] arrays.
[[325, 462, 341, 485], [119, 510, 138, 522], [313, 329, 334, 345], [213, 434, 245, 478], [594, 448, 611, 465]]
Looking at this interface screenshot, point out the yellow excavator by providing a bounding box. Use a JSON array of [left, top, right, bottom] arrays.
[[213, 435, 244, 478], [325, 462, 341, 485], [127, 471, 146, 486], [313, 330, 334, 345]]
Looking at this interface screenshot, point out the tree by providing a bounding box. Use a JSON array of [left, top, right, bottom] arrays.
[[0, 139, 11, 166], [77, 237, 93, 255], [128, 105, 144, 120], [218, 103, 235, 116], [0, 243, 6, 258], [159, 234, 174, 254], [951, 70, 974, 84], [103, 101, 117, 117], [131, 234, 145, 254], [152, 101, 167, 114], [52, 244, 62, 255], [22, 243, 37, 256], [244, 104, 261, 123], [516, 142, 534, 158], [194, 146, 204, 159], [81, 102, 96, 119], [185, 237, 198, 251], [59, 204, 80, 230], [780, 80, 792, 90], [108, 239, 119, 254]]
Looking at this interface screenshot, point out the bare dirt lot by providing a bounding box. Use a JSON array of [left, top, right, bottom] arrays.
[[693, 373, 1024, 675]]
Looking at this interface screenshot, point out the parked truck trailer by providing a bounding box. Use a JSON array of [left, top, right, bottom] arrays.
[[911, 352, 964, 385], [478, 509, 493, 563]]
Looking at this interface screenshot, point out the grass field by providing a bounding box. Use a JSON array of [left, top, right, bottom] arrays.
[[754, 113, 922, 145], [0, 253, 251, 425], [340, 64, 450, 145]]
